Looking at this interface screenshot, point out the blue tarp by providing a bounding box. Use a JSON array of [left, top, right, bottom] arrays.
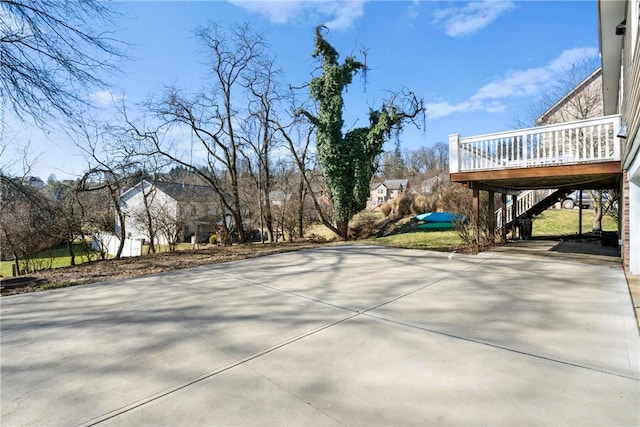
[[413, 212, 458, 223], [416, 222, 456, 231]]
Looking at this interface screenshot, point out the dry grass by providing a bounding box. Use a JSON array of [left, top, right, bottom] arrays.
[[2, 209, 618, 296], [2, 242, 328, 296]]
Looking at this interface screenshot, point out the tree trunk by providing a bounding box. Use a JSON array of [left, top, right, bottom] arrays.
[[590, 190, 603, 232], [297, 178, 306, 238], [263, 187, 275, 242], [12, 252, 21, 276], [67, 237, 76, 266], [112, 194, 126, 259], [339, 220, 349, 241], [144, 208, 156, 254]]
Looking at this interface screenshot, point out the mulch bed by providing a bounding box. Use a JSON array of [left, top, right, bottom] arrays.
[[1, 242, 327, 297]]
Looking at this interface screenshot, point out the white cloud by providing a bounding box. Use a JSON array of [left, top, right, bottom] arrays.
[[226, 1, 302, 24], [426, 100, 483, 119], [321, 1, 367, 31], [428, 47, 598, 119], [471, 67, 550, 101], [471, 47, 599, 102], [227, 0, 369, 30], [90, 90, 123, 107], [406, 0, 420, 21], [547, 47, 599, 73], [433, 1, 514, 37]]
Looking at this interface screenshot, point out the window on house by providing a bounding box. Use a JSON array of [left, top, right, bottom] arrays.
[[377, 188, 384, 194]]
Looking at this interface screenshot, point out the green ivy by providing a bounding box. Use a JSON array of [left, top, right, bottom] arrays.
[[306, 27, 422, 238]]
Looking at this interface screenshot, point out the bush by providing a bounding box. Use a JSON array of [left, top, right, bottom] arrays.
[[436, 183, 499, 250], [306, 232, 326, 242], [208, 234, 217, 245], [437, 183, 472, 215], [411, 193, 430, 214], [393, 193, 413, 217], [380, 202, 393, 217], [351, 212, 379, 239]]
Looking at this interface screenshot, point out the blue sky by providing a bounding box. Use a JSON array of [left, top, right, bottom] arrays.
[[5, 0, 600, 180]]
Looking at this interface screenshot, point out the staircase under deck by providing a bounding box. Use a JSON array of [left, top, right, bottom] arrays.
[[448, 115, 624, 252]]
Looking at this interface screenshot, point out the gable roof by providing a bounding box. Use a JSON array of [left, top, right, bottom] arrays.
[[155, 181, 215, 202], [383, 179, 408, 190], [121, 180, 216, 203]]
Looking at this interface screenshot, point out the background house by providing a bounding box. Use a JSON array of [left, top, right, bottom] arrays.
[[535, 67, 603, 126], [117, 180, 218, 245], [22, 176, 45, 189], [367, 179, 409, 209]]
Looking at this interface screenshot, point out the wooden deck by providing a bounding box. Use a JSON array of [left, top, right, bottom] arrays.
[[449, 115, 622, 192], [451, 160, 621, 191], [448, 115, 624, 253]]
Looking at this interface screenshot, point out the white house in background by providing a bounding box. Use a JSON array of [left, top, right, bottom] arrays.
[[117, 180, 217, 245], [367, 179, 409, 209], [599, 0, 640, 274]]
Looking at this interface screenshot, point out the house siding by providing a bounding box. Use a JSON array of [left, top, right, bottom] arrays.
[[119, 182, 178, 245], [537, 69, 604, 125], [621, 0, 640, 274], [118, 181, 217, 246], [367, 180, 409, 210]]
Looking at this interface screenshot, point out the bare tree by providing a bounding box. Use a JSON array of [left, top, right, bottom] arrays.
[[382, 140, 406, 179], [127, 178, 159, 253], [272, 113, 338, 237], [240, 56, 281, 242], [53, 181, 83, 266], [0, 0, 125, 126], [74, 183, 114, 260], [125, 23, 274, 243], [152, 200, 187, 252], [533, 58, 610, 231], [73, 120, 138, 258], [271, 159, 316, 241], [0, 173, 60, 275]]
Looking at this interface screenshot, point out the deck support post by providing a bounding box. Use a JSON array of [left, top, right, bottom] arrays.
[[578, 189, 583, 238], [487, 190, 495, 244], [472, 187, 480, 254], [511, 195, 518, 240], [501, 193, 508, 242]]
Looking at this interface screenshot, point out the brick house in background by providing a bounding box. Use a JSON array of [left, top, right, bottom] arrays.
[[367, 179, 409, 209]]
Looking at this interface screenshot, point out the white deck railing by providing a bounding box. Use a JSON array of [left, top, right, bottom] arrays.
[[449, 115, 622, 173]]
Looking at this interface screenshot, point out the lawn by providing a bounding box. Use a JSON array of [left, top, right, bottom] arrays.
[[1, 208, 618, 279], [531, 208, 617, 237], [364, 230, 462, 251], [1, 244, 100, 277], [362, 208, 617, 251]]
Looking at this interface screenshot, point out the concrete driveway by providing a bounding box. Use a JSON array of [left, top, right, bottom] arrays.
[[2, 244, 638, 426]]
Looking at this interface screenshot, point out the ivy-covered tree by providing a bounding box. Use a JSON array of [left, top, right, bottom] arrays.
[[299, 26, 424, 240]]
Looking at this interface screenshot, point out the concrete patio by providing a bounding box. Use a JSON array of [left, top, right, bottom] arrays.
[[1, 244, 638, 426]]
